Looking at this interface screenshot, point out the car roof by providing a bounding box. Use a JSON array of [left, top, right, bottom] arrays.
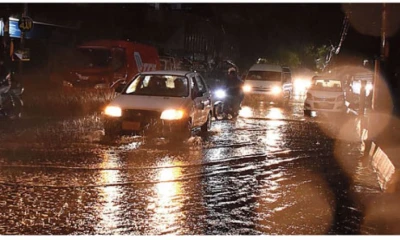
[[140, 70, 193, 76]]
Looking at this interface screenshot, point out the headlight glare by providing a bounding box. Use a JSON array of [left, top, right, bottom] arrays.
[[215, 89, 226, 99], [271, 86, 282, 94], [160, 109, 184, 120], [243, 84, 252, 93], [104, 106, 122, 117]]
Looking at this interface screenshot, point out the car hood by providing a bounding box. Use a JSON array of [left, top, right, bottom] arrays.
[[244, 80, 281, 88], [307, 90, 344, 98], [109, 95, 191, 111]]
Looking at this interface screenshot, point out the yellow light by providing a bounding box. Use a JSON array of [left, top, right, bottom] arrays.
[[243, 84, 252, 93], [271, 86, 282, 95], [160, 109, 184, 120], [104, 106, 122, 117]]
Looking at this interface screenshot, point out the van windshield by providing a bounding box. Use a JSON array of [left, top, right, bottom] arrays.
[[246, 71, 281, 81], [73, 47, 125, 70]]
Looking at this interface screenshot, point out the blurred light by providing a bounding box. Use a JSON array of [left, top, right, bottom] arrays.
[[105, 106, 122, 117], [294, 78, 311, 94], [214, 89, 226, 99], [266, 108, 283, 120], [243, 84, 252, 93], [239, 106, 253, 118], [271, 86, 282, 95], [160, 109, 184, 120], [311, 111, 317, 117]]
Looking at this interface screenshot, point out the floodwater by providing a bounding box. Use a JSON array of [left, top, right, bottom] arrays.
[[0, 94, 382, 235]]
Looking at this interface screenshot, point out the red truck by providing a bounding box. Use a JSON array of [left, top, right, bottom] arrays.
[[63, 40, 160, 89]]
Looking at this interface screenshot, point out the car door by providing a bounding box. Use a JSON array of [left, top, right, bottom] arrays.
[[189, 75, 202, 127], [194, 73, 212, 125]]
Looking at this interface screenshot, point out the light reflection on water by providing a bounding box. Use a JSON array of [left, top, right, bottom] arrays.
[[149, 161, 184, 234], [95, 150, 122, 234]]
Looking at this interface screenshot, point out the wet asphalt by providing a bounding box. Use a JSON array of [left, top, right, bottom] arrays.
[[0, 94, 382, 235]]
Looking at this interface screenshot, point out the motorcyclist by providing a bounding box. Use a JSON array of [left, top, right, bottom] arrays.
[[224, 67, 244, 115], [0, 55, 12, 107]]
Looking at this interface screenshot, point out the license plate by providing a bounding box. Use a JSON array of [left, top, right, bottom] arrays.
[[122, 121, 141, 130]]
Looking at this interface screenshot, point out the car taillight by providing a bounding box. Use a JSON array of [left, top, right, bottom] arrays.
[[306, 93, 313, 100]]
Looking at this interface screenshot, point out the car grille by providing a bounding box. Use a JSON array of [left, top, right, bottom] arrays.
[[253, 87, 271, 91], [314, 97, 336, 102], [314, 96, 336, 102], [123, 109, 161, 122], [314, 103, 335, 109]]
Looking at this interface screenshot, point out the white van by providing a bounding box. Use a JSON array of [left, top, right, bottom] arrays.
[[242, 64, 292, 102]]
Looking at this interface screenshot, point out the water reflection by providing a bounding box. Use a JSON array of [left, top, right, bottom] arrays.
[[149, 161, 184, 234], [266, 107, 283, 120], [239, 106, 253, 118], [95, 150, 122, 234]]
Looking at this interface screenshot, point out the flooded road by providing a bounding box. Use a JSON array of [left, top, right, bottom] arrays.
[[0, 95, 381, 235]]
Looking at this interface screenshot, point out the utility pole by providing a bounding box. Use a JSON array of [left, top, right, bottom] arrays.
[[368, 3, 392, 149]]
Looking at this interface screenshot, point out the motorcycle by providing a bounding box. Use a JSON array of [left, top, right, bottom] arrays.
[[0, 74, 24, 120], [212, 83, 242, 120]]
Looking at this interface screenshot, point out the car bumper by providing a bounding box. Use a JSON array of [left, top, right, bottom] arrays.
[[304, 100, 346, 112], [103, 115, 188, 134]]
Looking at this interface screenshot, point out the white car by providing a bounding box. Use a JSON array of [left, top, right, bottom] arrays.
[[304, 77, 346, 116], [103, 71, 213, 138]]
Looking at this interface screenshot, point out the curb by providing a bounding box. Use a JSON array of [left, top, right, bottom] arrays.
[[362, 128, 400, 193]]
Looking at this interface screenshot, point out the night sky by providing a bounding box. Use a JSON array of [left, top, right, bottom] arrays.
[[6, 3, 399, 67]]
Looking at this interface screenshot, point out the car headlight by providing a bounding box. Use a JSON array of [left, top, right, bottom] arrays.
[[243, 84, 252, 93], [215, 89, 226, 99], [160, 109, 184, 120], [306, 92, 313, 100], [104, 106, 122, 117], [337, 95, 344, 102], [271, 86, 282, 94]]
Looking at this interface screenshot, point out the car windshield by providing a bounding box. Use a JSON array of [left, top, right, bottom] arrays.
[[310, 79, 342, 92], [73, 47, 125, 69], [246, 71, 281, 81], [124, 74, 189, 97]]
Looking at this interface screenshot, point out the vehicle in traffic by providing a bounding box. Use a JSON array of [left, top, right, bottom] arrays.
[[212, 85, 241, 120], [63, 40, 160, 89], [0, 72, 24, 120], [242, 64, 292, 104], [304, 76, 346, 116], [103, 70, 212, 138]]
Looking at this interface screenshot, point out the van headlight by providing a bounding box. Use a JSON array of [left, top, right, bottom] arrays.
[[160, 109, 184, 120], [271, 86, 282, 94], [243, 84, 252, 93], [104, 106, 122, 117]]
